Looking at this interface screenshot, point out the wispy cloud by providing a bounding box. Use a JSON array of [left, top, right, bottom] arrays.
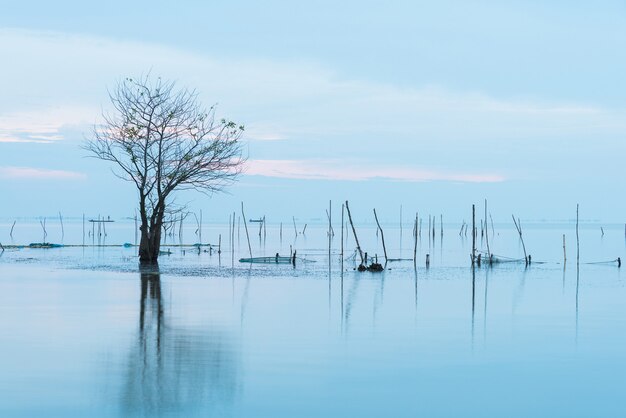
[[0, 166, 87, 180], [246, 159, 504, 183], [0, 106, 95, 145]]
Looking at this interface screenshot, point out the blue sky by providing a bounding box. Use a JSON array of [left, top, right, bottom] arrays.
[[1, 1, 626, 223]]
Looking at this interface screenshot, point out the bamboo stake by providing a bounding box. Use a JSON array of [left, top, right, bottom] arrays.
[[563, 234, 566, 264], [576, 204, 580, 264], [345, 200, 364, 265], [373, 208, 388, 263], [293, 216, 298, 237], [484, 199, 491, 262], [326, 209, 335, 236], [59, 212, 64, 239], [512, 214, 528, 265], [10, 220, 16, 239], [241, 202, 252, 258], [328, 200, 332, 263], [341, 203, 344, 271], [471, 206, 476, 264], [413, 213, 418, 264]]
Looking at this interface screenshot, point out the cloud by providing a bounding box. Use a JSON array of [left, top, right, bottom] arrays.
[[2, 27, 626, 184], [246, 159, 504, 183], [0, 105, 96, 145], [2, 28, 625, 146], [0, 166, 87, 180]]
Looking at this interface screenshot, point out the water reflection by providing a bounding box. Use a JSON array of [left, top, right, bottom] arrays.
[[120, 267, 238, 416]]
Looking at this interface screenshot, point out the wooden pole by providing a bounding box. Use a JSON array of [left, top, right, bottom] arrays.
[[341, 203, 344, 271], [512, 215, 528, 265], [345, 200, 364, 265], [563, 234, 566, 264], [10, 220, 16, 239], [328, 200, 332, 264], [373, 208, 388, 263], [472, 205, 476, 265], [484, 199, 490, 262], [576, 204, 580, 264], [440, 214, 443, 237], [413, 213, 418, 265], [59, 212, 64, 239], [293, 216, 298, 237], [241, 202, 252, 258]]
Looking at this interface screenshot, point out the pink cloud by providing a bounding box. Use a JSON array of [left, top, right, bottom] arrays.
[[246, 159, 505, 183], [0, 166, 87, 180]]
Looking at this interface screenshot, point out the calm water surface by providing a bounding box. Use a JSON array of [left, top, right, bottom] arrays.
[[1, 222, 625, 417]]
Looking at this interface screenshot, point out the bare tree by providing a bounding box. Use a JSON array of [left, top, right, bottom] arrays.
[[86, 75, 244, 264]]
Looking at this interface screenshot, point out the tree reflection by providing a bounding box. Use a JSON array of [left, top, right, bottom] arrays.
[[120, 267, 238, 416]]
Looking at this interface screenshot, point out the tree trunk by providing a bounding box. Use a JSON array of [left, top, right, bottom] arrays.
[[139, 219, 163, 264]]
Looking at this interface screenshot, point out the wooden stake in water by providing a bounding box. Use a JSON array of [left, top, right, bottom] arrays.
[[440, 214, 443, 238], [563, 234, 566, 264], [512, 214, 528, 266], [373, 208, 388, 263], [59, 212, 64, 239], [413, 213, 418, 264], [241, 202, 252, 258], [576, 204, 580, 264], [328, 200, 332, 265], [345, 200, 364, 265], [484, 199, 490, 263], [341, 203, 344, 271], [293, 216, 298, 237], [472, 205, 476, 265]]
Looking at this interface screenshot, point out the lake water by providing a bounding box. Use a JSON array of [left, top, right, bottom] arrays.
[[1, 220, 625, 417]]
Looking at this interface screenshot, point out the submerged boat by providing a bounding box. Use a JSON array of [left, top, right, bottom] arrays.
[[239, 256, 294, 264]]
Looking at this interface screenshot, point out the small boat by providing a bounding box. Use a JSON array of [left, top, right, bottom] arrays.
[[28, 243, 64, 249], [239, 256, 294, 264], [248, 218, 264, 223]]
